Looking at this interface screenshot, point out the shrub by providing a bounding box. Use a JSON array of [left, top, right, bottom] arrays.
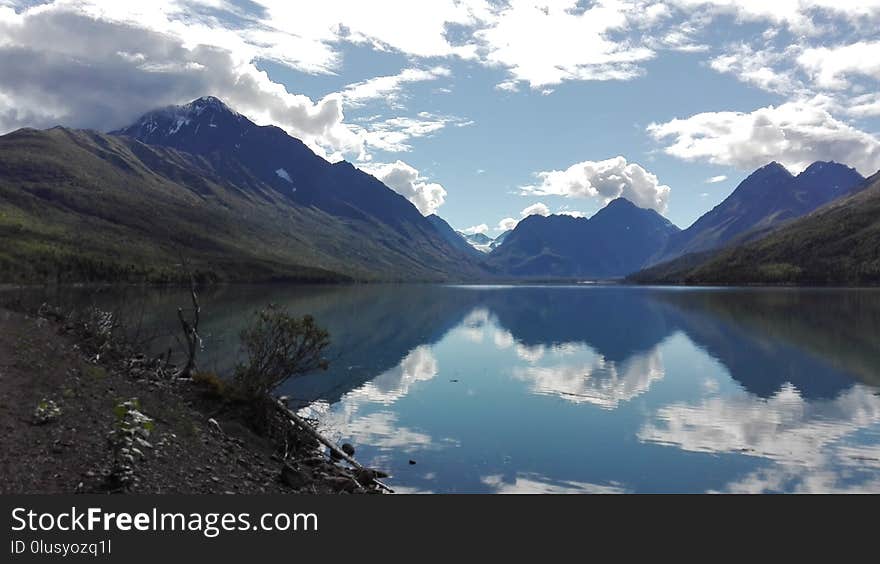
[[232, 304, 330, 402]]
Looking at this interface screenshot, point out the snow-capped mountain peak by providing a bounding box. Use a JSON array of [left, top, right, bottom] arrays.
[[112, 96, 247, 144]]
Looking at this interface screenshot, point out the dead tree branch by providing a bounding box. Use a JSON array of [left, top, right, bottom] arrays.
[[175, 254, 201, 379]]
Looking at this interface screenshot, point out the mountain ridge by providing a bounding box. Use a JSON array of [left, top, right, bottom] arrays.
[[629, 171, 880, 285], [654, 160, 865, 263]]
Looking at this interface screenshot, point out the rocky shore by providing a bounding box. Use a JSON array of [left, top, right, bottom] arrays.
[[0, 304, 387, 495]]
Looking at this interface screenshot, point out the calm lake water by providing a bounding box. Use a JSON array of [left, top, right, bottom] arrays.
[[10, 284, 880, 493]]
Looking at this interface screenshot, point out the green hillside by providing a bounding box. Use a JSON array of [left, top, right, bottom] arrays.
[[0, 128, 483, 284], [630, 173, 880, 286]]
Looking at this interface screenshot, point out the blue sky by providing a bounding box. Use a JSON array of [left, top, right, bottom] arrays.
[[2, 1, 880, 233]]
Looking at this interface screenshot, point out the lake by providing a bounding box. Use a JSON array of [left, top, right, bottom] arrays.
[[10, 284, 880, 493]]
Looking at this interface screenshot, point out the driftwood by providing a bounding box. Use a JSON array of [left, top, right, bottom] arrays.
[[274, 399, 394, 493]]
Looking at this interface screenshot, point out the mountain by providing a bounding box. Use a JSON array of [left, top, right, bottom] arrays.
[[0, 98, 486, 284], [113, 97, 445, 230], [463, 232, 493, 245], [630, 171, 880, 285], [426, 214, 484, 259], [488, 198, 680, 278], [655, 161, 865, 263], [458, 231, 496, 253], [490, 230, 512, 250]]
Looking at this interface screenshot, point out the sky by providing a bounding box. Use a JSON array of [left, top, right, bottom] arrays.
[[1, 1, 880, 233]]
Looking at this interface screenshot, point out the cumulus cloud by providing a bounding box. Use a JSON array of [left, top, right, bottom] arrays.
[[493, 202, 561, 232], [797, 41, 880, 90], [0, 2, 469, 162], [520, 157, 671, 213], [647, 100, 880, 175], [496, 217, 518, 232], [664, 0, 880, 34], [0, 3, 364, 158], [362, 160, 446, 215], [520, 202, 551, 218], [461, 224, 490, 235], [475, 0, 655, 89]]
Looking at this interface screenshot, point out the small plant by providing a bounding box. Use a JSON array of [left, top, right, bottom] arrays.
[[107, 399, 154, 490], [33, 399, 61, 425]]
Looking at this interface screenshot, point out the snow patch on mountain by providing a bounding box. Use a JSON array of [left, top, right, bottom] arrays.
[[275, 168, 292, 183]]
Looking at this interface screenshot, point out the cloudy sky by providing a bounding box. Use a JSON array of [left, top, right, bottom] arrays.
[[2, 1, 880, 232]]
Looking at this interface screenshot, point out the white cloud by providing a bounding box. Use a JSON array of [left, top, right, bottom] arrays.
[[556, 207, 588, 218], [846, 93, 880, 117], [496, 217, 518, 232], [0, 3, 367, 159], [663, 0, 880, 34], [461, 224, 489, 235], [340, 66, 451, 108], [474, 0, 655, 89], [362, 160, 446, 215], [354, 113, 469, 153], [494, 202, 581, 232], [0, 2, 472, 162], [797, 41, 880, 90], [709, 43, 800, 95], [705, 175, 727, 183], [521, 156, 671, 213], [648, 100, 880, 175], [520, 202, 551, 218], [252, 0, 485, 61]]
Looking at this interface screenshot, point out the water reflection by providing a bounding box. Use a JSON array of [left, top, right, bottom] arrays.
[[8, 284, 880, 492], [481, 474, 627, 494], [342, 346, 438, 405], [512, 347, 665, 408]]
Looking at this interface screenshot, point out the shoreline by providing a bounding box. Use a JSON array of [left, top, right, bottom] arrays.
[[0, 304, 388, 495], [4, 280, 880, 293]]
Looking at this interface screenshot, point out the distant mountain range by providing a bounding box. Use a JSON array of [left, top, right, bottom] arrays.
[[1, 95, 878, 286], [426, 214, 509, 256], [488, 198, 680, 278], [488, 158, 874, 283]]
